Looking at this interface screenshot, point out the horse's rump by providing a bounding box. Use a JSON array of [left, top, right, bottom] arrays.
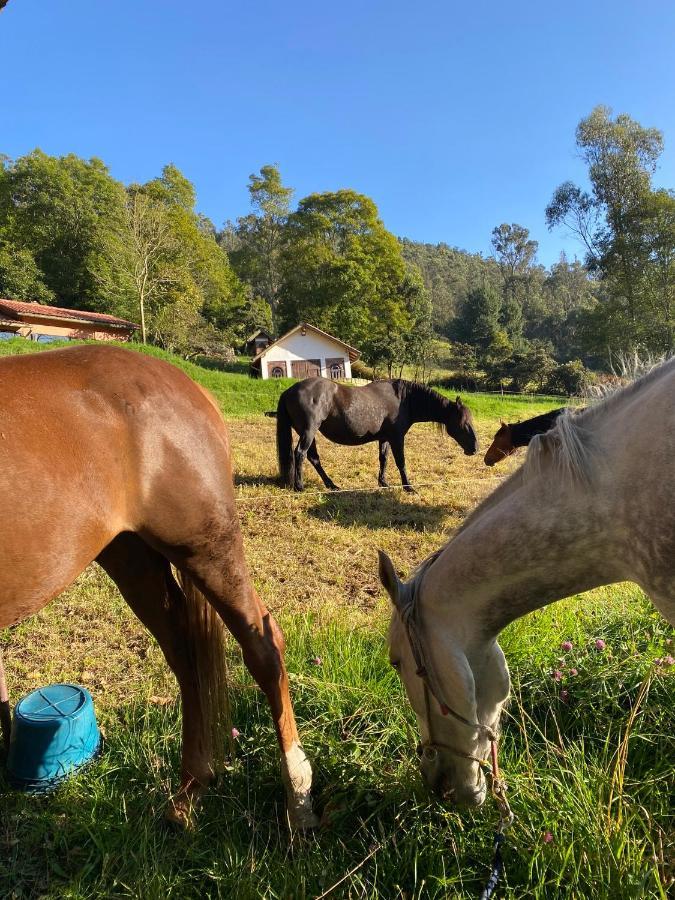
[[0, 345, 233, 627]]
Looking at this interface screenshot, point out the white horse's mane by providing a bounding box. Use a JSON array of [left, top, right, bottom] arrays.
[[408, 355, 674, 589], [526, 354, 674, 484]]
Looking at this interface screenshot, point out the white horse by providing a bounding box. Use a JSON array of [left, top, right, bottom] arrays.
[[379, 357, 675, 806]]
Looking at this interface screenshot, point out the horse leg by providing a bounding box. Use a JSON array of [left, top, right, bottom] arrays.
[[293, 428, 317, 492], [178, 536, 317, 829], [390, 437, 416, 493], [0, 648, 11, 753], [97, 533, 214, 827], [307, 439, 339, 491], [378, 440, 390, 487]]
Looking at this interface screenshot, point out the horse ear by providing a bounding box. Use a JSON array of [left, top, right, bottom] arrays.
[[455, 396, 462, 407], [378, 550, 401, 606]]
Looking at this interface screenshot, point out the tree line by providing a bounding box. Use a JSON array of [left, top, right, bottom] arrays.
[[0, 105, 672, 387]]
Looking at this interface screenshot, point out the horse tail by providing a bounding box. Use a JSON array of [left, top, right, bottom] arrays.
[[0, 647, 11, 752], [276, 391, 295, 488], [174, 570, 232, 774]]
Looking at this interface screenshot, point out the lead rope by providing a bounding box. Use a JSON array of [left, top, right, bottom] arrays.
[[407, 603, 515, 899], [478, 741, 514, 899]]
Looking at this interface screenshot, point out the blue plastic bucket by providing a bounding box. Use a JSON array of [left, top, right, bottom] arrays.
[[7, 683, 101, 792]]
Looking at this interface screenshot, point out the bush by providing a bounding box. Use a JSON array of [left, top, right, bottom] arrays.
[[429, 373, 482, 392], [545, 359, 595, 396], [351, 359, 376, 380]]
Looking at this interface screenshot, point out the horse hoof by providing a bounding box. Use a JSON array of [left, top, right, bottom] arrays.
[[288, 804, 320, 830], [403, 485, 418, 495], [164, 799, 196, 831], [327, 483, 340, 492]]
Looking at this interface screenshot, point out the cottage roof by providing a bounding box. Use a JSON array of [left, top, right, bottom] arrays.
[[246, 327, 274, 342], [252, 322, 360, 364], [0, 298, 139, 331]]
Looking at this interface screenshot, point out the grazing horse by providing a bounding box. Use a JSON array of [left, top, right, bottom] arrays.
[[276, 377, 478, 492], [483, 408, 566, 466], [379, 358, 674, 806], [0, 345, 316, 829]]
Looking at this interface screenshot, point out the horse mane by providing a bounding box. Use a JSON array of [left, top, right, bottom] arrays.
[[393, 380, 449, 406], [393, 380, 450, 431], [407, 356, 675, 591], [526, 355, 675, 484]]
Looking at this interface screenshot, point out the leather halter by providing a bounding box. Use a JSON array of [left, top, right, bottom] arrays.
[[397, 582, 515, 832], [396, 581, 497, 765]]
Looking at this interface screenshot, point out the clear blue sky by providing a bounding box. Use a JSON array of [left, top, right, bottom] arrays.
[[3, 0, 675, 266]]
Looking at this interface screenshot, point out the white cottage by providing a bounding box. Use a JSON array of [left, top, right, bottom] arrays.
[[251, 322, 360, 380]]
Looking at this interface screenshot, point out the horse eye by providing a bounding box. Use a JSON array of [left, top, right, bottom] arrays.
[[390, 660, 400, 670]]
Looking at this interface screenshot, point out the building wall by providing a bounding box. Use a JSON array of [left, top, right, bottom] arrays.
[[260, 330, 353, 380], [7, 318, 134, 342]]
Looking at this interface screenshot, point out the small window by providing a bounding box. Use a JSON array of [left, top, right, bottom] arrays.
[[267, 360, 287, 378], [326, 357, 345, 379]]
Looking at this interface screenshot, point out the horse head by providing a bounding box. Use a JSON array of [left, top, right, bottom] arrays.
[[446, 397, 479, 456], [378, 550, 510, 807], [484, 422, 515, 466]]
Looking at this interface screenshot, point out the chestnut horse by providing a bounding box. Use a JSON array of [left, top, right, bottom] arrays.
[[483, 408, 566, 466], [380, 357, 674, 806], [0, 345, 316, 828]]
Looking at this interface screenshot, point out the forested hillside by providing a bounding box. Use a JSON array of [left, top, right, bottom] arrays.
[[1, 106, 672, 390]]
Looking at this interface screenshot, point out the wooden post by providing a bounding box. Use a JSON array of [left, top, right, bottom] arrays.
[[0, 648, 11, 752]]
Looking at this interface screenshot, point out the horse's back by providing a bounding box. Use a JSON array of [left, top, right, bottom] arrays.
[[0, 346, 233, 624], [283, 377, 398, 444]]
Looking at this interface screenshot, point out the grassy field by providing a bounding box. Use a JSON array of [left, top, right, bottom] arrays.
[[0, 339, 673, 899]]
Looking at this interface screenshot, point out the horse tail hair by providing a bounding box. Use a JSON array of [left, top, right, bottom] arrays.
[[0, 647, 11, 752], [276, 392, 295, 488], [174, 569, 232, 775]]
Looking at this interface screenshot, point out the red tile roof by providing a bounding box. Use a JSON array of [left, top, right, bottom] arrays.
[[0, 298, 138, 329]]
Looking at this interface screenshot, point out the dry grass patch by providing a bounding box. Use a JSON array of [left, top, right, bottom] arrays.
[[2, 415, 516, 712]]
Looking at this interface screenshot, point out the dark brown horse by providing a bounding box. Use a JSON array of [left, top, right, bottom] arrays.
[[276, 377, 478, 491], [483, 408, 566, 466], [0, 345, 316, 828]]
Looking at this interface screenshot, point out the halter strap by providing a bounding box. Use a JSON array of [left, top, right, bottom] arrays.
[[398, 591, 497, 742]]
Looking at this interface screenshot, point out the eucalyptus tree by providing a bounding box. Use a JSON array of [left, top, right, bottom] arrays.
[[546, 106, 671, 355], [227, 165, 293, 324]]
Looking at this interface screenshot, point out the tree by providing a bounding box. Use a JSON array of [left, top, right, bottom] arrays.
[[226, 165, 293, 323], [546, 106, 671, 356], [452, 283, 502, 351], [124, 165, 247, 349], [0, 241, 54, 302], [0, 150, 133, 314], [278, 189, 414, 367], [125, 188, 177, 343], [491, 224, 538, 280]]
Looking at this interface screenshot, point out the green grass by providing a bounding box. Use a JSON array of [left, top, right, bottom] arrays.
[[1, 336, 672, 898], [1, 584, 673, 899], [0, 338, 565, 422]]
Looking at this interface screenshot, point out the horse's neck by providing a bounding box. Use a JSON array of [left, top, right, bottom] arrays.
[[420, 475, 628, 642], [407, 386, 447, 424], [510, 409, 565, 447]]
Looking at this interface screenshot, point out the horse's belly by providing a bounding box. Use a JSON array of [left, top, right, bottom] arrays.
[[319, 417, 380, 445]]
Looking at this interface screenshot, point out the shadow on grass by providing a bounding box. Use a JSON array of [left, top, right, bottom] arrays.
[[233, 473, 280, 489], [306, 490, 449, 530]]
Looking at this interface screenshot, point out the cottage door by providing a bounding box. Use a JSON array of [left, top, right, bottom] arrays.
[[291, 359, 321, 378]]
